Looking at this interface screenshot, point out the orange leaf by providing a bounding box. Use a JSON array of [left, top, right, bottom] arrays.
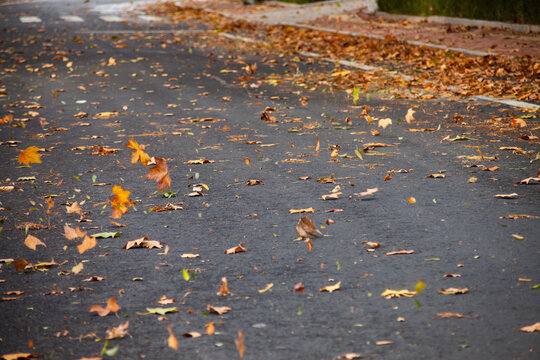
[[520, 322, 540, 333], [13, 258, 29, 271], [63, 225, 86, 240], [384, 174, 392, 181], [167, 326, 179, 351], [77, 235, 97, 254], [510, 118, 527, 128], [66, 202, 83, 215], [217, 277, 230, 296], [89, 297, 120, 316], [110, 185, 135, 219], [224, 244, 247, 254], [315, 137, 320, 152], [144, 157, 171, 190], [235, 330, 245, 359], [126, 139, 151, 166], [18, 146, 42, 167], [24, 235, 46, 250], [244, 157, 252, 168], [206, 322, 215, 335], [407, 197, 416, 204]]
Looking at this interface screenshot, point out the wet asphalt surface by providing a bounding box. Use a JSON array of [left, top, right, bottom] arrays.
[[0, 1, 539, 359]]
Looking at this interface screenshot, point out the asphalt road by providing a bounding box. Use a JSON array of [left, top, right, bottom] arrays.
[[0, 1, 539, 359]]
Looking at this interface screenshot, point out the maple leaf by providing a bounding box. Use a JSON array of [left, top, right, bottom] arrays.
[[144, 157, 171, 190], [77, 235, 97, 254], [105, 321, 129, 339], [381, 289, 416, 299], [126, 139, 151, 166], [167, 326, 179, 351], [296, 216, 321, 239], [224, 244, 247, 254], [235, 330, 245, 359], [18, 146, 41, 167], [110, 185, 135, 219], [320, 281, 341, 293], [89, 297, 120, 316], [66, 202, 83, 215], [207, 304, 232, 315], [24, 235, 46, 250], [405, 108, 415, 124], [378, 118, 392, 129], [63, 225, 86, 240]]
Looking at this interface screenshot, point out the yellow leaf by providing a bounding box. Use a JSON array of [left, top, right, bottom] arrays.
[[258, 283, 274, 293], [320, 281, 341, 293], [415, 280, 426, 294], [126, 139, 151, 166], [24, 235, 46, 250], [18, 146, 42, 166], [72, 262, 84, 274]]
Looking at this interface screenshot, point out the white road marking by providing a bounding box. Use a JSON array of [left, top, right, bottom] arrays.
[[20, 16, 42, 23], [99, 15, 124, 22], [60, 15, 84, 22]]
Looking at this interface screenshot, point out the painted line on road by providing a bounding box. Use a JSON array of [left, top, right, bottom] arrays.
[[20, 16, 42, 23], [473, 96, 539, 110], [60, 15, 84, 22]]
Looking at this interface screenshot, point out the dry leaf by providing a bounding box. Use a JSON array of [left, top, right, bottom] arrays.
[[72, 262, 84, 275], [167, 326, 179, 351], [520, 322, 540, 333], [77, 235, 97, 254], [378, 118, 392, 129], [376, 340, 393, 345], [381, 289, 416, 299], [407, 197, 416, 204], [438, 287, 469, 295], [244, 157, 252, 168], [110, 185, 135, 219], [354, 187, 378, 197], [235, 330, 245, 359], [217, 277, 229, 296], [181, 253, 199, 258], [510, 118, 527, 128], [443, 273, 461, 278], [89, 297, 120, 317], [289, 207, 314, 214], [186, 159, 214, 164], [182, 331, 202, 338], [246, 179, 264, 186], [126, 139, 151, 166], [24, 235, 46, 250], [158, 295, 176, 305], [18, 146, 42, 166], [435, 312, 473, 319], [144, 157, 171, 190], [258, 283, 274, 293], [123, 237, 163, 250], [95, 111, 119, 119], [405, 108, 415, 124], [66, 201, 82, 215], [224, 244, 247, 254], [206, 322, 215, 335], [385, 250, 414, 256], [384, 174, 392, 181], [518, 176, 540, 185], [426, 174, 446, 179], [320, 281, 341, 293], [294, 282, 305, 293], [207, 304, 232, 315], [105, 321, 129, 339], [494, 193, 518, 199]]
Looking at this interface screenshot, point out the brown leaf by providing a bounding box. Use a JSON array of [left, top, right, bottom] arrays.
[[13, 259, 29, 272], [520, 322, 540, 333], [123, 237, 163, 250], [207, 304, 232, 315], [244, 157, 252, 168], [216, 277, 230, 296], [105, 321, 129, 339], [483, 166, 500, 171], [296, 216, 321, 239], [289, 207, 314, 214], [77, 235, 97, 254], [66, 202, 83, 215], [158, 295, 176, 305], [407, 197, 416, 204], [89, 297, 120, 317], [320, 281, 341, 293], [435, 312, 475, 319], [144, 157, 171, 190], [518, 177, 540, 185], [206, 322, 215, 335], [385, 250, 414, 256], [83, 276, 104, 282], [186, 158, 214, 164], [294, 282, 305, 293], [72, 262, 84, 275], [510, 118, 527, 128], [182, 331, 202, 338], [245, 179, 264, 186], [384, 174, 392, 181], [438, 287, 469, 295], [443, 273, 461, 278], [235, 330, 245, 359], [381, 289, 416, 299], [224, 244, 247, 254], [18, 146, 42, 167], [24, 235, 46, 250], [167, 326, 179, 351], [0, 353, 41, 360], [181, 253, 200, 258]]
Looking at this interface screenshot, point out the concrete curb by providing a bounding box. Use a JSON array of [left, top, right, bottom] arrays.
[[375, 11, 540, 34]]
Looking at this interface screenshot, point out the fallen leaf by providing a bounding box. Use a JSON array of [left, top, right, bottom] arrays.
[[483, 166, 500, 171], [520, 322, 540, 332], [145, 307, 178, 315], [518, 176, 540, 185], [110, 185, 135, 218], [13, 259, 29, 271], [0, 353, 41, 360], [123, 237, 163, 250], [224, 244, 247, 254], [376, 340, 393, 345], [235, 330, 245, 359], [385, 250, 414, 256], [18, 146, 42, 167], [105, 321, 129, 339], [206, 322, 215, 335], [126, 139, 151, 166], [24, 235, 46, 250], [510, 118, 527, 128], [384, 174, 392, 181], [501, 214, 538, 219], [296, 216, 321, 239], [378, 118, 392, 129], [144, 157, 171, 190], [95, 111, 119, 119], [244, 157, 252, 168], [407, 197, 416, 204], [289, 207, 314, 214], [186, 159, 214, 164], [405, 108, 415, 124], [167, 326, 179, 351], [321, 281, 341, 293], [443, 273, 461, 278], [182, 331, 202, 338], [258, 283, 274, 293], [435, 312, 475, 319], [66, 202, 83, 215], [83, 276, 104, 282], [511, 234, 525, 241], [415, 279, 426, 294], [181, 253, 199, 258], [426, 174, 446, 179], [89, 297, 120, 316], [77, 235, 97, 254], [207, 304, 232, 315], [494, 193, 518, 199], [362, 241, 381, 249], [294, 282, 305, 293], [91, 232, 121, 238], [158, 295, 176, 305], [246, 179, 264, 186], [438, 287, 469, 295], [381, 289, 416, 299], [72, 262, 84, 275], [354, 187, 378, 197], [468, 176, 478, 183]]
